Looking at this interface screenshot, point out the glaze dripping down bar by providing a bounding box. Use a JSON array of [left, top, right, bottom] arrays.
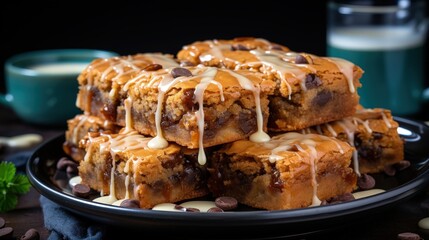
[[76, 53, 275, 149]]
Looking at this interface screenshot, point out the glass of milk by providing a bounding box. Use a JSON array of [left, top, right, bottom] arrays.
[[327, 0, 428, 116], [2, 49, 118, 126]]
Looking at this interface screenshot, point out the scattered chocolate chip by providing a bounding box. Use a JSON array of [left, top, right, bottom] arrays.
[[215, 196, 238, 211], [305, 74, 322, 89], [331, 192, 355, 202], [120, 199, 140, 209], [72, 184, 91, 198], [384, 165, 396, 176], [143, 64, 162, 71], [174, 205, 186, 211], [20, 228, 40, 240], [180, 61, 195, 67], [207, 207, 224, 213], [231, 44, 249, 51], [0, 227, 13, 239], [397, 232, 421, 240], [171, 67, 193, 78], [56, 157, 77, 171], [295, 55, 309, 64], [0, 217, 4, 228], [358, 174, 376, 190], [185, 207, 200, 212], [394, 160, 411, 171]]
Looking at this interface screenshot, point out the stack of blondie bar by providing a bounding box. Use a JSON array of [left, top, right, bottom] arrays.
[[62, 37, 404, 210]]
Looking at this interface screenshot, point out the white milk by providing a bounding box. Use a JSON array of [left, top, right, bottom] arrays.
[[328, 26, 426, 51], [30, 62, 88, 74]]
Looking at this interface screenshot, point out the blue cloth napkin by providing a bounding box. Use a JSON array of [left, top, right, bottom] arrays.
[[39, 196, 105, 240]]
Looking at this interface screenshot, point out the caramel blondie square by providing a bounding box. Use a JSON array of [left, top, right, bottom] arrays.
[[300, 108, 404, 174], [177, 37, 363, 131], [208, 132, 357, 210], [79, 129, 209, 209]]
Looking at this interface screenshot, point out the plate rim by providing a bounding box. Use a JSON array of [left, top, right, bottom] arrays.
[[26, 117, 429, 228]]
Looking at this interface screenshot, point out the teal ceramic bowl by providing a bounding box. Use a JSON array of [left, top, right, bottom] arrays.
[[2, 49, 118, 126]]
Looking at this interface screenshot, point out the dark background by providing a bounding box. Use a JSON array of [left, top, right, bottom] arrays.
[[1, 1, 429, 115]]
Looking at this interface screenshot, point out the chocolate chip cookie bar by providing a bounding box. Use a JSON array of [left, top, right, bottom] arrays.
[[300, 108, 404, 174], [78, 129, 209, 209], [76, 57, 276, 150], [177, 37, 363, 131], [207, 132, 357, 210]]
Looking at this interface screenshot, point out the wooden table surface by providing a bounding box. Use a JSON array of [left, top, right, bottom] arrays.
[[1, 104, 429, 240]]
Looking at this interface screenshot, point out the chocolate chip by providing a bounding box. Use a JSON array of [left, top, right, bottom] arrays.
[[0, 227, 13, 239], [394, 160, 411, 171], [120, 199, 140, 209], [331, 192, 355, 202], [143, 64, 162, 71], [238, 111, 256, 134], [215, 196, 238, 211], [357, 174, 376, 190], [305, 74, 322, 89], [20, 228, 40, 240], [312, 90, 332, 107], [295, 55, 309, 64], [180, 61, 195, 67], [397, 232, 421, 240], [207, 207, 224, 213], [174, 205, 186, 211], [270, 45, 283, 50], [171, 67, 193, 78], [72, 184, 91, 198], [231, 44, 249, 51], [0, 217, 4, 228], [185, 207, 200, 212], [384, 165, 396, 176], [56, 157, 77, 171]]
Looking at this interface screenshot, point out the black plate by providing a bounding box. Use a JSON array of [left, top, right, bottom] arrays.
[[27, 117, 429, 239]]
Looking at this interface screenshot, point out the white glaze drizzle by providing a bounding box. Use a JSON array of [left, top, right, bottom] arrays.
[[380, 111, 392, 128], [336, 120, 361, 177], [266, 132, 348, 206], [225, 69, 270, 143]]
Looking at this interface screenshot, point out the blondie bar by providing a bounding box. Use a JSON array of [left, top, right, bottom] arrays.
[[208, 132, 357, 210], [177, 37, 363, 131], [79, 128, 209, 209]]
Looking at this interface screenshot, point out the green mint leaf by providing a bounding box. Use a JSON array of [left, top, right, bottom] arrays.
[[0, 162, 15, 183], [0, 161, 32, 212], [0, 189, 18, 212], [10, 174, 31, 194]]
